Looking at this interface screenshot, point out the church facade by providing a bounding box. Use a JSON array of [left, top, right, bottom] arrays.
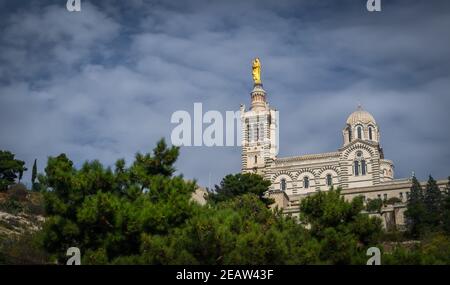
[[240, 81, 395, 195], [240, 60, 448, 228]]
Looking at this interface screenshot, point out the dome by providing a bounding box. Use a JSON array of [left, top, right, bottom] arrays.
[[346, 107, 376, 126]]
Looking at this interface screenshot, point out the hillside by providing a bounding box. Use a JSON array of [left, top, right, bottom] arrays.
[[0, 188, 48, 264]]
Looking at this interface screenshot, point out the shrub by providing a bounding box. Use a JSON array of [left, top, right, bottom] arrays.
[[25, 202, 45, 216], [366, 198, 383, 213], [7, 184, 28, 202], [385, 197, 402, 205], [0, 199, 23, 215], [0, 231, 52, 264]]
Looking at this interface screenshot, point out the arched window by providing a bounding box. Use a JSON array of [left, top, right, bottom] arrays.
[[357, 126, 362, 139], [280, 178, 286, 191], [303, 177, 309, 189], [361, 160, 366, 175], [354, 161, 360, 176], [256, 126, 259, 141], [254, 155, 257, 164], [326, 174, 332, 187], [348, 128, 352, 142], [245, 119, 250, 142], [369, 127, 373, 140]]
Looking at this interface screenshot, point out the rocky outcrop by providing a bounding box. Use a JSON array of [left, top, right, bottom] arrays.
[[0, 211, 45, 238]]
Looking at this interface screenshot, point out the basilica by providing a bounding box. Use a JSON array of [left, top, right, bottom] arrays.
[[240, 58, 448, 228]]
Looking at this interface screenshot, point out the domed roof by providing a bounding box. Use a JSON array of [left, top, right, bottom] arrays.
[[346, 106, 376, 125]]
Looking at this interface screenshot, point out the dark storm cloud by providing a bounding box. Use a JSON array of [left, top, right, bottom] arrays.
[[0, 0, 449, 187]]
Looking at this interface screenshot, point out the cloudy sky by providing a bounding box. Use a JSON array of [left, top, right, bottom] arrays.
[[0, 0, 449, 188]]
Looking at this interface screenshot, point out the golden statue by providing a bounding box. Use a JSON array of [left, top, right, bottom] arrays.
[[252, 57, 261, 85]]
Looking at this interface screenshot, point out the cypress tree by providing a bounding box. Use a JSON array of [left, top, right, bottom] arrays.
[[31, 159, 40, 191], [405, 176, 426, 238], [423, 175, 442, 230]]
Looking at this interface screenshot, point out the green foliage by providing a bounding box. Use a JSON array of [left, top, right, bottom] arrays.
[[405, 176, 427, 238], [31, 159, 40, 192], [380, 229, 407, 243], [24, 194, 45, 216], [0, 150, 27, 192], [32, 159, 37, 184], [3, 140, 448, 264], [137, 194, 317, 265], [36, 149, 385, 265], [366, 198, 383, 213], [423, 176, 442, 228], [209, 173, 273, 206], [0, 184, 28, 214], [384, 233, 450, 265], [130, 139, 180, 189], [7, 183, 28, 202], [405, 175, 448, 238], [0, 231, 51, 264], [300, 188, 383, 264], [385, 197, 402, 205], [0, 199, 23, 215], [38, 138, 197, 263], [0, 186, 45, 216]]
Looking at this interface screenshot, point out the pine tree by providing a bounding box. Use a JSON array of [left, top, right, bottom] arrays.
[[210, 173, 272, 206], [0, 150, 27, 191], [405, 176, 426, 238], [130, 138, 179, 191], [39, 139, 196, 263], [423, 175, 442, 230]]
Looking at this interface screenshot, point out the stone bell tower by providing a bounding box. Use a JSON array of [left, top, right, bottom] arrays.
[[240, 58, 278, 175]]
